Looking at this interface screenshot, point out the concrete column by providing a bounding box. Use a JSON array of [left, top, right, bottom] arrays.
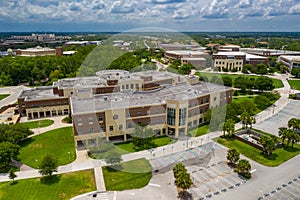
[[124, 133, 127, 142], [160, 129, 163, 136], [37, 112, 40, 118]]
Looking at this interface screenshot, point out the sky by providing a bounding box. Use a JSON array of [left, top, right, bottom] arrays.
[[0, 0, 300, 32]]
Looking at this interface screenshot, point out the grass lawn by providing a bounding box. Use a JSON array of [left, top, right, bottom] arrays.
[[288, 79, 300, 90], [189, 124, 210, 137], [18, 127, 76, 168], [115, 136, 177, 153], [21, 119, 54, 129], [216, 136, 300, 167], [0, 170, 96, 200], [232, 95, 257, 105], [197, 72, 284, 89], [103, 158, 152, 191], [0, 94, 9, 101]]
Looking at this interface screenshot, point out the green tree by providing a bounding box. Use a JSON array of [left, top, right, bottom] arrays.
[[236, 159, 251, 179], [290, 131, 300, 148], [39, 154, 58, 177], [8, 169, 17, 183], [132, 126, 156, 150], [222, 77, 233, 87], [255, 76, 274, 91], [173, 163, 193, 193], [240, 111, 251, 129], [254, 95, 271, 110], [0, 142, 20, 171], [226, 148, 240, 166], [278, 127, 289, 144], [256, 63, 268, 75], [259, 136, 276, 156], [288, 118, 300, 131], [291, 68, 300, 78]]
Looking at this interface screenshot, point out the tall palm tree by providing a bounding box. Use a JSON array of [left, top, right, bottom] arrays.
[[290, 131, 300, 148], [278, 127, 288, 144], [259, 136, 276, 156], [288, 118, 298, 131], [240, 111, 250, 129], [236, 159, 251, 178], [249, 116, 256, 129], [286, 129, 295, 147]]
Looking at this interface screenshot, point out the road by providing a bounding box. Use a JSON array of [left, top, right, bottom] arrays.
[[0, 86, 28, 108]]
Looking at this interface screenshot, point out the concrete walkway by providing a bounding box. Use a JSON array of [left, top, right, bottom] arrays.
[[94, 167, 106, 192]]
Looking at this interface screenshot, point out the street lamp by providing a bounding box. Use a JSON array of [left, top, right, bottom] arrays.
[[171, 146, 174, 154]]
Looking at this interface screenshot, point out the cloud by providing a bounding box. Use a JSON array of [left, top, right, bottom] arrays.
[[0, 0, 300, 31]]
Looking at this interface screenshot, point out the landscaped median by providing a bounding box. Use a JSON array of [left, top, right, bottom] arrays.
[[216, 129, 300, 167], [18, 127, 76, 168], [21, 119, 54, 129], [102, 158, 152, 191], [0, 169, 96, 200]]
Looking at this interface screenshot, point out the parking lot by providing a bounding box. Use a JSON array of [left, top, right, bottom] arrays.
[[188, 161, 247, 199], [258, 175, 300, 200]]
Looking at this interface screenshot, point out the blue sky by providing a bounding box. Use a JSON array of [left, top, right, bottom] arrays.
[[1, 0, 300, 32]]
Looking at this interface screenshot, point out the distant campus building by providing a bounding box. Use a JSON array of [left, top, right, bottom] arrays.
[[278, 55, 300, 72], [15, 46, 63, 57], [17, 70, 232, 148]]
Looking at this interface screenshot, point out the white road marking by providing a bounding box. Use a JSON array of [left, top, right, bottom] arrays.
[[149, 183, 161, 187]]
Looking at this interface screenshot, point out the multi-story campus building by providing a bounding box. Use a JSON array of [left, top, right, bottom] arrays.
[[17, 70, 232, 148], [165, 50, 208, 67], [71, 82, 232, 148], [15, 46, 63, 57], [212, 52, 268, 72], [278, 55, 300, 72]]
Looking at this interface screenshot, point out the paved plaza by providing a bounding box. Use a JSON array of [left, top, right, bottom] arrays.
[[258, 175, 300, 200], [188, 162, 247, 199], [253, 100, 300, 135]]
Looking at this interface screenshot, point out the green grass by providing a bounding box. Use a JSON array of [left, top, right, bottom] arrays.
[[232, 96, 256, 105], [0, 170, 96, 200], [115, 136, 177, 153], [198, 72, 284, 88], [18, 127, 76, 168], [103, 158, 152, 191], [0, 94, 9, 101], [216, 136, 300, 167], [288, 79, 300, 90], [21, 119, 54, 129], [189, 124, 210, 137]]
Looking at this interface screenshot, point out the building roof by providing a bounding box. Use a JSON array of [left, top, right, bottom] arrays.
[[70, 82, 230, 115], [280, 55, 300, 62], [213, 52, 245, 56], [166, 50, 207, 56], [245, 53, 268, 60], [19, 46, 55, 52], [18, 87, 63, 101]]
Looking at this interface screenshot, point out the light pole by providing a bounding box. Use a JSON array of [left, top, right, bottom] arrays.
[[186, 136, 189, 148], [163, 148, 165, 156], [68, 151, 70, 160], [201, 138, 203, 145], [171, 146, 174, 154], [183, 143, 185, 151]]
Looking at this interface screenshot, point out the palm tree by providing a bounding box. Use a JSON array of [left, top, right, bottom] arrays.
[[240, 111, 250, 129], [174, 171, 193, 192], [236, 159, 251, 178], [286, 129, 295, 147], [249, 116, 256, 128], [288, 118, 298, 131], [173, 163, 187, 179], [278, 127, 289, 144], [225, 118, 235, 138], [226, 148, 240, 166], [259, 136, 276, 156], [290, 131, 300, 148]]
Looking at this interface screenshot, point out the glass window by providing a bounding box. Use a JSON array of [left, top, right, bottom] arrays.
[[89, 128, 94, 133], [167, 108, 176, 126], [119, 125, 123, 131], [100, 127, 104, 132], [77, 118, 82, 125], [88, 117, 94, 124], [51, 102, 55, 106], [127, 123, 132, 128], [98, 116, 103, 122], [179, 108, 186, 126], [137, 111, 142, 116], [58, 102, 61, 106], [109, 126, 113, 131]]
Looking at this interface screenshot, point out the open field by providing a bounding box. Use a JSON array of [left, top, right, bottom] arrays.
[[288, 79, 300, 90], [0, 170, 96, 200], [21, 119, 54, 129], [103, 158, 152, 191], [18, 127, 76, 168]]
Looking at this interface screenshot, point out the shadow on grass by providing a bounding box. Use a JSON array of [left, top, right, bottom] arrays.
[[19, 137, 35, 148], [261, 153, 279, 160], [284, 146, 300, 153], [105, 165, 123, 172], [40, 175, 61, 185], [10, 181, 18, 185]]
